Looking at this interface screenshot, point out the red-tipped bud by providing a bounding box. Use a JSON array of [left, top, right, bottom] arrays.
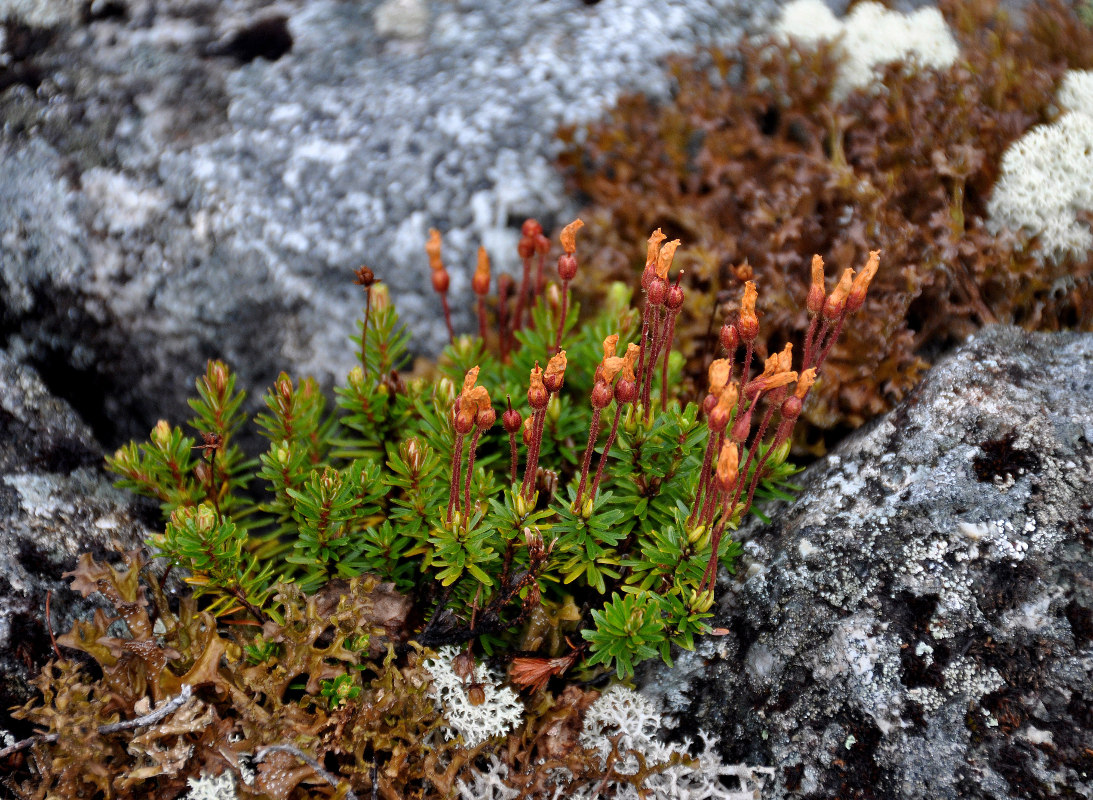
[[431, 268, 450, 294], [648, 277, 668, 306], [719, 323, 738, 353], [558, 253, 578, 282], [473, 247, 491, 295], [591, 380, 613, 409], [615, 378, 638, 404], [702, 393, 718, 416], [666, 283, 685, 310], [518, 237, 535, 260], [521, 219, 543, 238]]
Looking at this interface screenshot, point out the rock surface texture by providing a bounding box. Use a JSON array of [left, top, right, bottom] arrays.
[[644, 326, 1093, 800], [0, 349, 151, 711], [0, 0, 775, 447]]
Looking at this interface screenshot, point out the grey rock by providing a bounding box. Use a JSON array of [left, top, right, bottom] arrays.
[[0, 0, 777, 447], [643, 326, 1093, 800], [0, 349, 152, 710]]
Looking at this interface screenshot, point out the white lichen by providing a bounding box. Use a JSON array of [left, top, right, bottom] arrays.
[[453, 685, 772, 800], [184, 771, 236, 800], [988, 71, 1093, 263], [773, 0, 959, 99], [423, 646, 524, 748]]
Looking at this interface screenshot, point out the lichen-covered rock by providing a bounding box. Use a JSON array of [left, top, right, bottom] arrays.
[[0, 349, 151, 711], [644, 326, 1093, 800], [0, 0, 776, 447]]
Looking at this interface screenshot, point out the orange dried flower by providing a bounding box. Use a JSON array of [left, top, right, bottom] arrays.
[[847, 250, 880, 313], [707, 358, 731, 395], [544, 350, 568, 392], [646, 228, 667, 266], [426, 229, 444, 272], [715, 441, 739, 492], [602, 334, 619, 360], [807, 254, 826, 315], [560, 219, 585, 255], [794, 367, 817, 399], [739, 281, 759, 341], [655, 239, 681, 280], [620, 343, 640, 382], [823, 268, 855, 321], [528, 362, 548, 409]]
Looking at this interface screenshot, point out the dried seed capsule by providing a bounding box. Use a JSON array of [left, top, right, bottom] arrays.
[[591, 380, 613, 409], [719, 323, 738, 353], [558, 253, 578, 282], [667, 283, 685, 310], [648, 277, 668, 306], [615, 378, 638, 404], [502, 404, 522, 434]]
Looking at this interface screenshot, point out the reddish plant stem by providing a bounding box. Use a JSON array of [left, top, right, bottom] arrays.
[[447, 431, 464, 523], [642, 307, 666, 419], [801, 313, 820, 369], [554, 279, 570, 353], [515, 256, 533, 330], [361, 287, 372, 377], [440, 295, 455, 345], [727, 398, 776, 519], [700, 504, 729, 594], [700, 430, 726, 526], [521, 409, 547, 500], [660, 311, 679, 412], [575, 406, 603, 508], [535, 251, 547, 296], [498, 277, 512, 363], [508, 431, 519, 487], [589, 402, 625, 503], [463, 427, 483, 524], [815, 309, 849, 370], [688, 431, 718, 527], [476, 297, 488, 343], [634, 301, 653, 395], [805, 319, 831, 370]]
